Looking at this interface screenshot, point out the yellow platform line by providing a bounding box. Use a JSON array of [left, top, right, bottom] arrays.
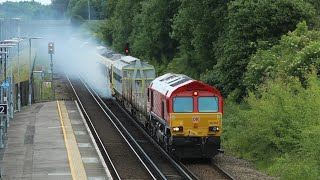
[[57, 101, 88, 180]]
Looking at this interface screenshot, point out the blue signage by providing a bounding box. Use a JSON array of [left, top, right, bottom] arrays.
[[1, 81, 10, 89]]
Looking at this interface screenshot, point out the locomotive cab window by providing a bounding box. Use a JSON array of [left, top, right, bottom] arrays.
[[198, 97, 218, 112], [173, 97, 193, 113]]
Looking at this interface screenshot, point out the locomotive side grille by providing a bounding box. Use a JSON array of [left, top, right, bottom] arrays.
[[170, 77, 192, 87]]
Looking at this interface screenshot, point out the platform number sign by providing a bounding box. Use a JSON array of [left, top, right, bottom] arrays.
[[0, 104, 7, 115]]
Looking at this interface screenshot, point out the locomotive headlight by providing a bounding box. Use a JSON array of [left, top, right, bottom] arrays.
[[209, 126, 219, 132], [173, 126, 183, 132]]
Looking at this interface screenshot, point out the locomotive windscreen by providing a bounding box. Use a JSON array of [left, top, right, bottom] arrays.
[[198, 97, 219, 112], [173, 97, 193, 112]]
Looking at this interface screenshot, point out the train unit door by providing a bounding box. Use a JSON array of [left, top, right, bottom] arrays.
[[122, 60, 155, 124], [122, 70, 133, 109]]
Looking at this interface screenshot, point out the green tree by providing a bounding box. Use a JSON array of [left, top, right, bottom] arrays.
[[108, 0, 144, 51], [67, 0, 106, 20], [170, 0, 227, 78], [51, 0, 69, 18], [105, 0, 118, 18], [67, 0, 89, 20], [245, 21, 320, 91], [129, 0, 179, 71], [0, 1, 56, 19], [306, 0, 320, 14], [90, 0, 107, 19], [224, 72, 320, 178], [203, 0, 317, 101]]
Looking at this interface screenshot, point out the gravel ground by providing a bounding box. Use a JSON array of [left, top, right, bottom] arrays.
[[213, 153, 279, 180]]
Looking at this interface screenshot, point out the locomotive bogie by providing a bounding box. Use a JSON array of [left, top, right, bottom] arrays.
[[171, 136, 221, 158]]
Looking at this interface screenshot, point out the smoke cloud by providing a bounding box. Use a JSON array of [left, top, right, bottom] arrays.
[[29, 22, 112, 98]]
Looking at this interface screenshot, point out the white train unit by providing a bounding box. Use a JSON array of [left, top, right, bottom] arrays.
[[111, 56, 156, 123]]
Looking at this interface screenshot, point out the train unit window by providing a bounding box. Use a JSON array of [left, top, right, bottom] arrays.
[[198, 97, 219, 112], [113, 71, 122, 83], [173, 97, 193, 113]]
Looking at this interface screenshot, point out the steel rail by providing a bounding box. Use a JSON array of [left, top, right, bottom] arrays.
[[66, 73, 121, 179], [212, 163, 237, 180], [85, 77, 199, 180], [78, 75, 161, 180], [111, 98, 199, 180]]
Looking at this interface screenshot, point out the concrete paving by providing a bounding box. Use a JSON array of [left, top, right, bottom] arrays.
[[0, 101, 111, 180]]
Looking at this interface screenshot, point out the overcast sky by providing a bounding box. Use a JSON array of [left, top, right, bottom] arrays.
[[0, 0, 51, 5]]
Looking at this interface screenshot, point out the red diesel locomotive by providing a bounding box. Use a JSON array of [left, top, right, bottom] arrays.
[[147, 73, 223, 158]]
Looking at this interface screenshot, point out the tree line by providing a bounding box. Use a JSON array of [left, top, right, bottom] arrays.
[[2, 0, 319, 102], [74, 0, 320, 102], [74, 1, 320, 178]]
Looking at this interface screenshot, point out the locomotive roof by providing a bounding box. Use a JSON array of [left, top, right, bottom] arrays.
[[150, 73, 222, 98], [150, 73, 193, 95]]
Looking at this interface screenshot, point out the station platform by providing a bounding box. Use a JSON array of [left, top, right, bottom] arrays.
[[0, 101, 112, 180]]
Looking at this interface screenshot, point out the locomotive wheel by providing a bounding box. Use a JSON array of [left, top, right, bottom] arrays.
[[164, 139, 169, 152], [151, 126, 156, 138], [146, 123, 153, 136], [163, 136, 170, 152]]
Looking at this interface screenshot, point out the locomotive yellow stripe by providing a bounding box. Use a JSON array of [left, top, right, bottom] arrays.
[[170, 113, 222, 136]]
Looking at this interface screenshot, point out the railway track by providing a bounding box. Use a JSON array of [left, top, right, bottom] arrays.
[[66, 73, 199, 179], [106, 95, 236, 180], [67, 74, 154, 179], [182, 158, 236, 180], [55, 70, 234, 179]]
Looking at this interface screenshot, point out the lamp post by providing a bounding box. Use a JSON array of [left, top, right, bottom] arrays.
[[88, 0, 91, 20], [11, 18, 21, 111], [0, 44, 15, 127], [0, 18, 4, 41], [0, 51, 8, 101], [3, 38, 23, 112], [0, 51, 7, 149], [28, 37, 41, 106]]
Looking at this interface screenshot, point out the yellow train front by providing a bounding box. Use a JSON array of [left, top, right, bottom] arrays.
[[147, 73, 223, 158]]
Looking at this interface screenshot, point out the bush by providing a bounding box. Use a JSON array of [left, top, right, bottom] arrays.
[[245, 21, 320, 91], [223, 71, 320, 178]]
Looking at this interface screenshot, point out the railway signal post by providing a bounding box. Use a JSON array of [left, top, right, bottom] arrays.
[[124, 43, 130, 55]]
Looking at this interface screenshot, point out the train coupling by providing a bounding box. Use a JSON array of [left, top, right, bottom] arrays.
[[218, 149, 224, 154]]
